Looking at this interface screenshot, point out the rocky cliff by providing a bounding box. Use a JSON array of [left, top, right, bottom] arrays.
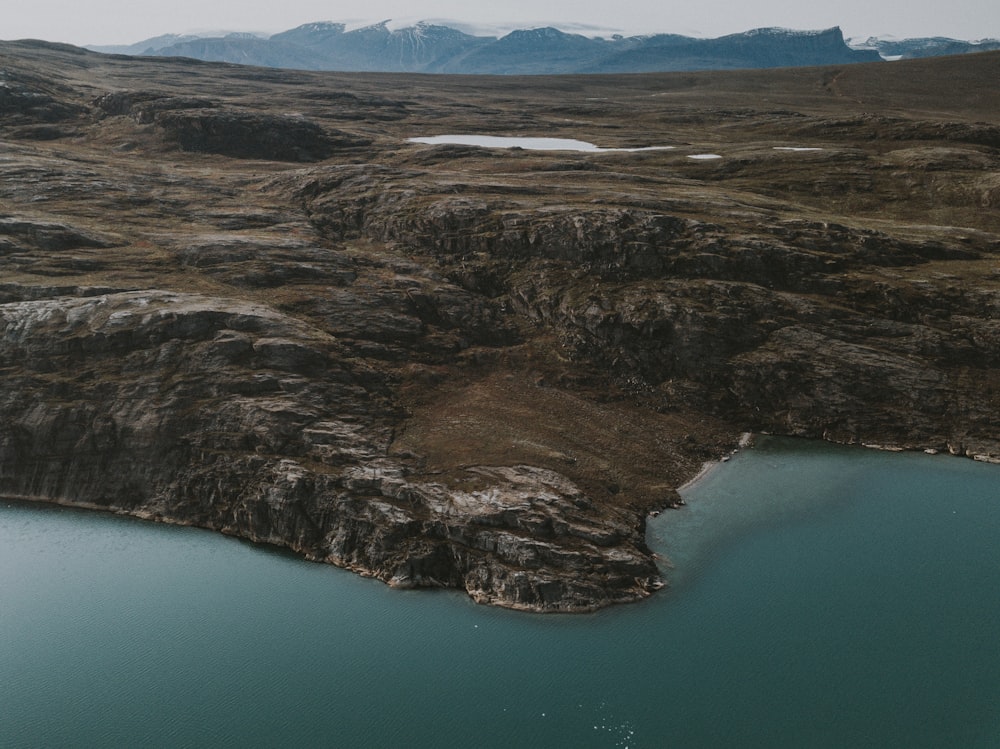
[[0, 284, 659, 611], [1, 41, 999, 609]]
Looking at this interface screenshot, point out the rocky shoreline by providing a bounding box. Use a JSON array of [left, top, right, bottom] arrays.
[[1, 41, 999, 610]]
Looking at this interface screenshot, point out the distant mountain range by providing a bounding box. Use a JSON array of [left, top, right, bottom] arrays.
[[847, 35, 1000, 60], [89, 22, 884, 74]]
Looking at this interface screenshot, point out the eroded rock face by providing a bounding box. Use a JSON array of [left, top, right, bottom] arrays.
[[0, 216, 117, 251], [92, 91, 370, 161], [287, 168, 1000, 458], [1, 41, 999, 610], [155, 110, 367, 161], [0, 290, 657, 611], [0, 73, 83, 123]]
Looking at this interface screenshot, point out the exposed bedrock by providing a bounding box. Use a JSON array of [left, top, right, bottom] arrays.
[[292, 168, 1000, 459], [92, 92, 371, 161], [3, 43, 1000, 611], [154, 109, 369, 162], [0, 290, 658, 611]]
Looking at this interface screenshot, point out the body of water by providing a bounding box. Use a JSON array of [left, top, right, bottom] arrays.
[[3, 437, 999, 748], [408, 135, 675, 152]]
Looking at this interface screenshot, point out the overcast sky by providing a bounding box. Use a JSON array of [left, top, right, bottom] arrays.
[[4, 0, 998, 46]]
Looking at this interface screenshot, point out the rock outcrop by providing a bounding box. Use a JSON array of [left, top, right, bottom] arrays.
[[288, 167, 1000, 458], [91, 91, 373, 161], [154, 110, 368, 162], [1, 41, 999, 610], [0, 289, 657, 611]]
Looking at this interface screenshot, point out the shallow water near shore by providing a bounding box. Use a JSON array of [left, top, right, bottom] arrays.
[[3, 436, 999, 748]]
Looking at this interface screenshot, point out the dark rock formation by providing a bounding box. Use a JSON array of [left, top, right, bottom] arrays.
[[154, 110, 367, 161], [1, 41, 999, 610], [93, 91, 218, 122], [0, 216, 117, 252], [91, 91, 370, 160], [288, 169, 1000, 459], [0, 289, 655, 610]]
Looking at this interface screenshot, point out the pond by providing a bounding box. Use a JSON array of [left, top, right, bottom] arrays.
[[408, 135, 676, 152]]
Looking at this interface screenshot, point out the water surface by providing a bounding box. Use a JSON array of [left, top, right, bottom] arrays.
[[408, 135, 675, 152], [3, 437, 999, 748]]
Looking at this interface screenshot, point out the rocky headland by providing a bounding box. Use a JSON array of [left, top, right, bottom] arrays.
[[1, 40, 999, 610]]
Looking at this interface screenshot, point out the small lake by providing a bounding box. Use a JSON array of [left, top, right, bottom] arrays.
[[3, 437, 999, 748], [408, 135, 675, 152]]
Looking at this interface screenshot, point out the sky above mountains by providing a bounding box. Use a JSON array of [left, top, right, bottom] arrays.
[[4, 0, 998, 46]]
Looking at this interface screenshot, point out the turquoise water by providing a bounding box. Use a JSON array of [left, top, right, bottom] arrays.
[[2, 437, 999, 748]]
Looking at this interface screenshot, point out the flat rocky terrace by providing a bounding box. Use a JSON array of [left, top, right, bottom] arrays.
[[1, 40, 999, 610]]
